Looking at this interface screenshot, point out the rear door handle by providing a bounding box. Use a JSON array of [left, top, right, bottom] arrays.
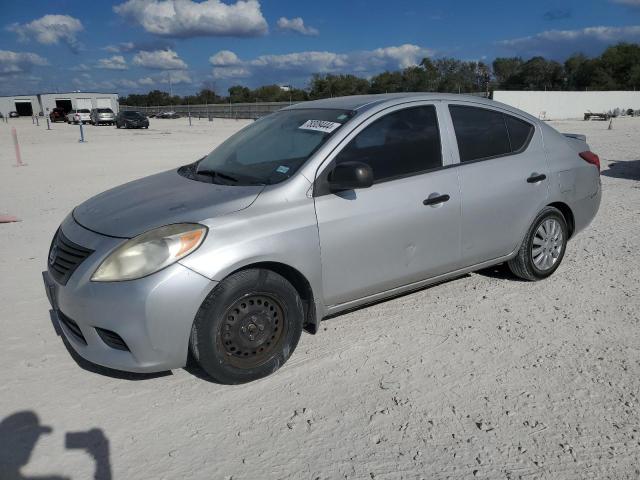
[[527, 173, 547, 183], [423, 193, 450, 206]]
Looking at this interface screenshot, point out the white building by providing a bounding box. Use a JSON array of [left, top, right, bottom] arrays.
[[0, 91, 119, 117], [493, 90, 640, 120]]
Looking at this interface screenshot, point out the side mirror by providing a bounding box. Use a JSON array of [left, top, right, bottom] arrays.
[[328, 161, 373, 191]]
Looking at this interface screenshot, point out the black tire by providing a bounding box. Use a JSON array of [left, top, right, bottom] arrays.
[[507, 206, 568, 281], [116, 123, 121, 129], [190, 269, 304, 384]]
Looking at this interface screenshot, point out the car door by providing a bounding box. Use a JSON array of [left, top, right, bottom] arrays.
[[444, 103, 549, 265], [314, 103, 462, 307]]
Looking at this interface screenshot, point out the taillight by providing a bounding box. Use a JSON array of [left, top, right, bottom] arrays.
[[579, 151, 600, 173]]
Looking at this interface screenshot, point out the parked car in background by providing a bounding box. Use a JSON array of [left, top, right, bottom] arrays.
[[91, 108, 115, 126], [9, 111, 19, 118], [156, 111, 180, 119], [67, 109, 91, 124], [43, 93, 601, 384], [115, 110, 149, 129], [49, 108, 67, 123]]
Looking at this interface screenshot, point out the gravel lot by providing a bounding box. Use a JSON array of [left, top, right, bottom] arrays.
[[1, 116, 638, 479]]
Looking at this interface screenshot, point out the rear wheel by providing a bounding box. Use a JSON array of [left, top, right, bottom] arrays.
[[190, 269, 304, 384], [508, 207, 568, 281]]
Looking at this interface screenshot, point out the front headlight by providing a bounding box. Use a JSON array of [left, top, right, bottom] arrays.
[[91, 223, 207, 282]]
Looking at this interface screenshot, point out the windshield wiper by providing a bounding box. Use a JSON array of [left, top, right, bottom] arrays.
[[196, 169, 240, 184]]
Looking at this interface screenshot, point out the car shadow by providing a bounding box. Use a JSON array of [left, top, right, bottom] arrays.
[[183, 354, 226, 384], [474, 263, 525, 281], [602, 159, 640, 180], [49, 310, 172, 381], [0, 411, 112, 479]]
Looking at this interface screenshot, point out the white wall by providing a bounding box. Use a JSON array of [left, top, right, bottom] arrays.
[[493, 91, 640, 120]]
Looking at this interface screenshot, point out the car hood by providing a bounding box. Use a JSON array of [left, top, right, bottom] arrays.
[[73, 169, 264, 238]]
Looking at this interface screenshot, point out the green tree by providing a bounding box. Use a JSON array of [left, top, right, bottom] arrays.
[[369, 71, 404, 93], [228, 85, 252, 103], [308, 74, 370, 99], [600, 43, 640, 89], [492, 57, 523, 88]]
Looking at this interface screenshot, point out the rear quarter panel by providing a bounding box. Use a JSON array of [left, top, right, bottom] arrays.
[[540, 123, 601, 234]]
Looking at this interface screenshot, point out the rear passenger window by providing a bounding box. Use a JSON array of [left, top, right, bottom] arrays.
[[449, 105, 534, 162], [504, 114, 534, 152], [334, 106, 442, 182]]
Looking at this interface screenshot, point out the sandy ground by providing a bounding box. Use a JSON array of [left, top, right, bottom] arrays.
[[0, 115, 639, 480]]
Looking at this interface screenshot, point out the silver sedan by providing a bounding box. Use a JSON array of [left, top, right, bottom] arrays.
[[44, 93, 601, 383]]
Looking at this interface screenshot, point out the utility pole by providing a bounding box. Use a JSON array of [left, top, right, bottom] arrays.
[[168, 72, 173, 97]]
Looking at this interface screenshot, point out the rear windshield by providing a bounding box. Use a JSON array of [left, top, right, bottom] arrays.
[[123, 111, 144, 118], [78, 109, 90, 113], [97, 108, 113, 113]]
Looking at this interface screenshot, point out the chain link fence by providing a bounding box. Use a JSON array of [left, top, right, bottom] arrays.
[[119, 102, 298, 120]]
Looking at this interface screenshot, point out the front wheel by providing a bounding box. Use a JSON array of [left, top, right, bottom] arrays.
[[190, 269, 304, 384], [508, 206, 568, 281]]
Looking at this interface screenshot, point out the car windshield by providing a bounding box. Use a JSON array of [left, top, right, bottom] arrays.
[[197, 108, 354, 185], [78, 109, 90, 113], [123, 111, 144, 118], [98, 108, 113, 113]]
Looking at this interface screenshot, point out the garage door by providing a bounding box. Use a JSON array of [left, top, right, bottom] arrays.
[[96, 98, 112, 109], [15, 101, 33, 116], [76, 98, 92, 110]]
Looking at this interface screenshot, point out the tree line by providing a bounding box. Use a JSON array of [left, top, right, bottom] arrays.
[[120, 42, 640, 106]]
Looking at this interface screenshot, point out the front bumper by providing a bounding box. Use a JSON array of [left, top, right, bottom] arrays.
[[43, 215, 218, 373]]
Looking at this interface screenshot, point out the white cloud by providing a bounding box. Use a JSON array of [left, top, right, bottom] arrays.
[[0, 50, 48, 75], [165, 70, 192, 84], [104, 42, 135, 53], [70, 63, 92, 72], [103, 40, 173, 53], [277, 17, 318, 36], [137, 71, 193, 86], [498, 25, 640, 58], [250, 51, 349, 71], [138, 76, 155, 86], [7, 14, 84, 51], [212, 66, 251, 79], [370, 44, 433, 69], [209, 44, 433, 83], [132, 49, 188, 69], [209, 50, 241, 66], [97, 55, 128, 70], [113, 0, 268, 38], [116, 79, 139, 88]]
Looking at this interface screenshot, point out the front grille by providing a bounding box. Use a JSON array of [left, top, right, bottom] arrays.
[[95, 328, 129, 351], [48, 230, 93, 285], [58, 311, 87, 344]]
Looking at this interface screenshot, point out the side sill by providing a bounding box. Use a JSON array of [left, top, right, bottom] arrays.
[[324, 252, 517, 317]]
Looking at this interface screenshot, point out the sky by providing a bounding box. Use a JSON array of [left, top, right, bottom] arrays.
[[1, 0, 640, 96]]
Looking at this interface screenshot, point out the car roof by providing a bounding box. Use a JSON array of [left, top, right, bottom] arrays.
[[284, 92, 537, 121]]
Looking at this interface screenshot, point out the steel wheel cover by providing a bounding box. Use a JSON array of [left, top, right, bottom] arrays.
[[218, 294, 286, 369]]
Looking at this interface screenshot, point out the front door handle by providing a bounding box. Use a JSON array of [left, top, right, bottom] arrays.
[[527, 173, 547, 183], [423, 193, 450, 206]]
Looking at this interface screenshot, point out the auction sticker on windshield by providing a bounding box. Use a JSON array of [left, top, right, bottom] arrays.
[[299, 120, 342, 134]]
